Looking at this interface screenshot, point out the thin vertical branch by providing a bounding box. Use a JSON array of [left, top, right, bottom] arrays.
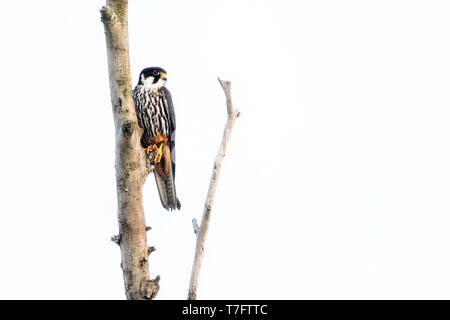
[[188, 78, 240, 300], [100, 0, 158, 300]]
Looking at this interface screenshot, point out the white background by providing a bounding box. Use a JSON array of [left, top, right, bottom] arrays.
[[0, 0, 449, 299]]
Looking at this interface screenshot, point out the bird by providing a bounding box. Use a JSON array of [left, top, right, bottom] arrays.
[[132, 67, 181, 211]]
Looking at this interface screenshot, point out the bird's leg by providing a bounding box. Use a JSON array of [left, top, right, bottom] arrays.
[[154, 143, 164, 164]]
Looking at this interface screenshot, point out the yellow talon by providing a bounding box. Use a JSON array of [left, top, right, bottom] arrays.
[[142, 144, 163, 163], [142, 144, 158, 155]]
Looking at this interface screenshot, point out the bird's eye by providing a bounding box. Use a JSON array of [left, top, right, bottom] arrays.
[[153, 70, 159, 76]]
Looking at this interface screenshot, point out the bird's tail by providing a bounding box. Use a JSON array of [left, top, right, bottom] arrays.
[[154, 164, 181, 211]]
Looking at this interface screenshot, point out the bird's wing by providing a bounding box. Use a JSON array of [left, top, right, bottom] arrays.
[[157, 86, 181, 210], [162, 86, 177, 176]]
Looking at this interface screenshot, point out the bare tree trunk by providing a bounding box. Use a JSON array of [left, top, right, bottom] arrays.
[[100, 0, 159, 300], [188, 78, 240, 300]]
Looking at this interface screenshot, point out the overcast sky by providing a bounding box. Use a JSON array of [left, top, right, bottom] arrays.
[[1, 0, 450, 299]]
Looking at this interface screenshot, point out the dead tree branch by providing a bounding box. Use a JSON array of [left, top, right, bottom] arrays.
[[187, 78, 240, 300], [100, 0, 158, 300]]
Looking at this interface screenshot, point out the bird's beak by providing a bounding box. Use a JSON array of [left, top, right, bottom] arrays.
[[161, 72, 167, 81]]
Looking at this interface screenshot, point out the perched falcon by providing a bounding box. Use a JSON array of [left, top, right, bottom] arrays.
[[133, 67, 181, 211]]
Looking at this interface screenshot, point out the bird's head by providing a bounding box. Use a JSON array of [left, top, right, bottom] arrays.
[[138, 67, 167, 90]]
